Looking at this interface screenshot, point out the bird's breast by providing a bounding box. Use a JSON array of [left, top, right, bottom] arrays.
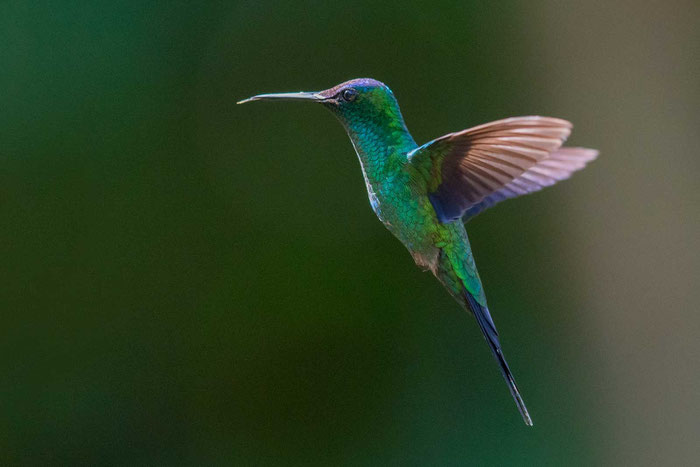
[[376, 178, 436, 241]]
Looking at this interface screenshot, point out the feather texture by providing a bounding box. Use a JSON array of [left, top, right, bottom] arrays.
[[462, 147, 599, 220]]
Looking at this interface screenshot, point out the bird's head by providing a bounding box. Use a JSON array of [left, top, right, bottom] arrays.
[[238, 78, 410, 144]]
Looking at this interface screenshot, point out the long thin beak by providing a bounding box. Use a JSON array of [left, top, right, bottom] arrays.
[[237, 92, 324, 105]]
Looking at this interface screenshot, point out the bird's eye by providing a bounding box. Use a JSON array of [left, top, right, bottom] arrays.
[[341, 89, 357, 102]]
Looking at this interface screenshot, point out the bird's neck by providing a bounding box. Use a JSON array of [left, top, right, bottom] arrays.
[[344, 117, 417, 185]]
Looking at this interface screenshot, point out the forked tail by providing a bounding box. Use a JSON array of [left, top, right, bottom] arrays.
[[464, 292, 533, 426]]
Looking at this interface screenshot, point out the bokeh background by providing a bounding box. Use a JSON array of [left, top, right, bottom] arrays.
[[2, 1, 699, 465]]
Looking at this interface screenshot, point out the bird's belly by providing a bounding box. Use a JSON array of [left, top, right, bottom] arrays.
[[373, 187, 439, 270]]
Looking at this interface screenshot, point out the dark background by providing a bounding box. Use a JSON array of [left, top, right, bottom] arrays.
[[2, 1, 698, 465]]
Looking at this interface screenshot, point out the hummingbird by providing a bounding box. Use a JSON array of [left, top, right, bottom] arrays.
[[238, 78, 597, 426]]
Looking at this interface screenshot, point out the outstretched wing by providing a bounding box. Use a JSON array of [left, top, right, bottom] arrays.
[[407, 116, 584, 223], [461, 147, 598, 221]]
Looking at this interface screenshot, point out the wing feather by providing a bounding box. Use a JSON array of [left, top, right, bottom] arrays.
[[407, 116, 578, 222], [462, 147, 599, 220]]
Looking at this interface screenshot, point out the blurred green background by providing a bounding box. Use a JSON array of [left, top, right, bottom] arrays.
[[2, 1, 698, 465]]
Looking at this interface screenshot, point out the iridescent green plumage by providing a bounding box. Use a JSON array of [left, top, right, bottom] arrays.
[[239, 78, 598, 426]]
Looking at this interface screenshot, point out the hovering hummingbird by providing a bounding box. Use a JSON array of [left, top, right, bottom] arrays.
[[238, 78, 597, 426]]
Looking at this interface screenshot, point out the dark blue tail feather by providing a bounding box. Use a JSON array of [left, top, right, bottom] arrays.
[[465, 292, 533, 426]]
